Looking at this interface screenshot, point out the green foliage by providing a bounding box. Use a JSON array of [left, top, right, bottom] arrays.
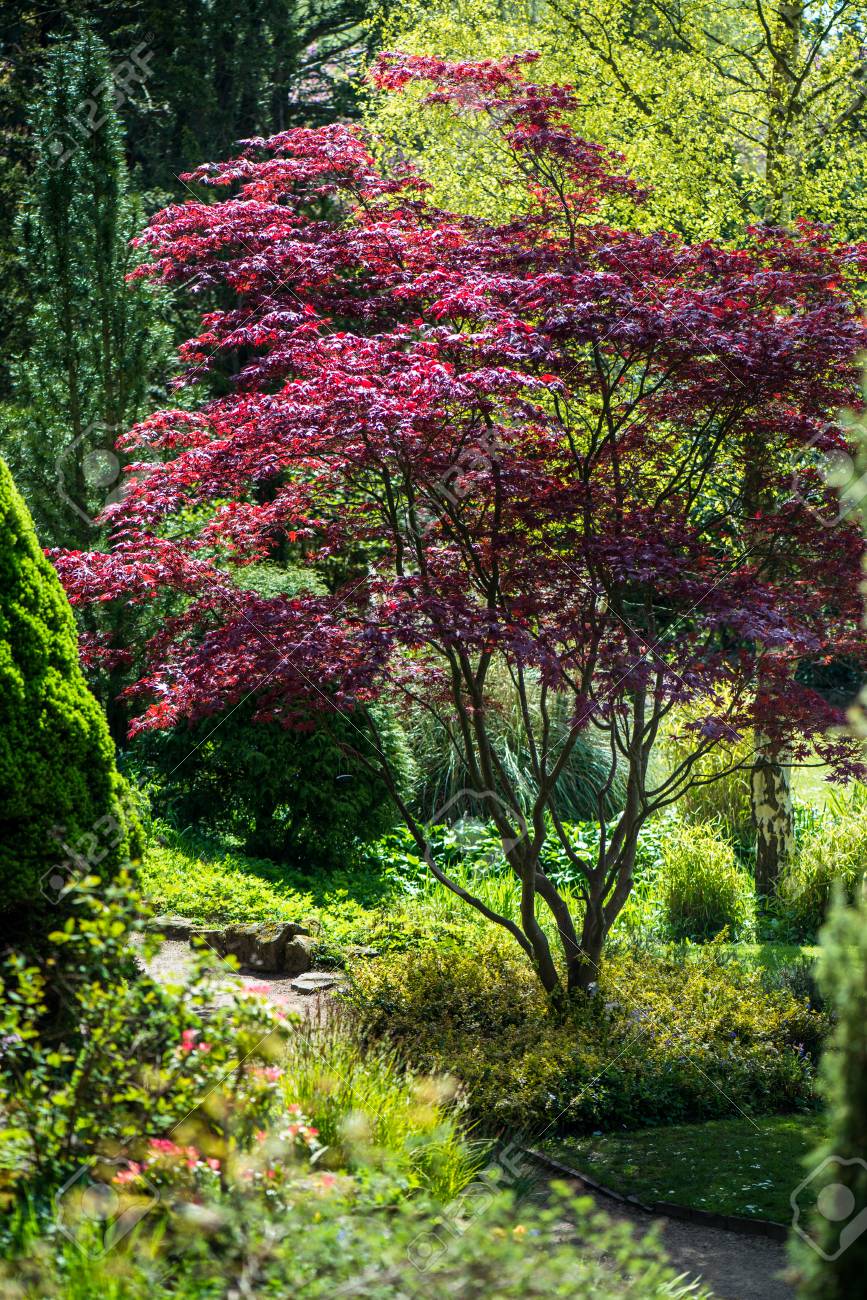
[[0, 872, 290, 1204], [348, 939, 826, 1132], [657, 822, 756, 942], [131, 698, 412, 865], [367, 0, 867, 240], [137, 816, 673, 966], [137, 824, 482, 966], [1, 1182, 708, 1299], [0, 30, 169, 549], [282, 1016, 480, 1201], [408, 672, 626, 822], [792, 892, 867, 1297], [661, 700, 754, 845], [0, 877, 704, 1300], [0, 457, 140, 935], [776, 801, 867, 941]]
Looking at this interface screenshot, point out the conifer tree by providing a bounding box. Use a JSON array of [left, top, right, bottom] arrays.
[[0, 456, 140, 944], [1, 30, 168, 549]]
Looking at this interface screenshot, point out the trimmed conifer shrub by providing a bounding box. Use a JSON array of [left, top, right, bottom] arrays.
[[793, 891, 867, 1296], [0, 457, 140, 940]]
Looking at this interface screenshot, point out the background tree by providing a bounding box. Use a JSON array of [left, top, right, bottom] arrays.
[[0, 456, 141, 946], [0, 3, 389, 402], [368, 2, 867, 888], [0, 30, 169, 551], [56, 54, 867, 1000], [366, 0, 867, 239]]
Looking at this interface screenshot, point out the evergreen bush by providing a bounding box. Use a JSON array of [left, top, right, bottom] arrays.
[[0, 457, 139, 939]]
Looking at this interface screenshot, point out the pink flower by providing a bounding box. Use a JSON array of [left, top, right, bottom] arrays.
[[114, 1162, 142, 1184], [180, 1029, 197, 1054], [150, 1138, 182, 1156]]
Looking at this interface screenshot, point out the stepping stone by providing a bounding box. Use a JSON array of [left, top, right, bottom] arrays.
[[290, 972, 344, 994]]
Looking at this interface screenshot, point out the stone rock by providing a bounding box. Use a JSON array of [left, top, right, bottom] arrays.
[[290, 971, 344, 994], [191, 922, 314, 973], [283, 934, 317, 976], [146, 914, 200, 940]]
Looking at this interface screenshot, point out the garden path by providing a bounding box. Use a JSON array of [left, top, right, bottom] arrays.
[[132, 935, 339, 1020], [584, 1198, 791, 1300]]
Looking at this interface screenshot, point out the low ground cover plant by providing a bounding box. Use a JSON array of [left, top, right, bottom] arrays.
[[2, 1183, 709, 1299], [0, 877, 705, 1300], [348, 939, 826, 1133]]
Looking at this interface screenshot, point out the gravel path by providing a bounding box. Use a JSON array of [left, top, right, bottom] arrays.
[[132, 934, 340, 1020], [582, 1195, 792, 1299], [137, 936, 794, 1299]]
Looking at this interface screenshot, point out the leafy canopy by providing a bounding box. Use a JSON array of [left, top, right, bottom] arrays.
[[57, 53, 867, 995]]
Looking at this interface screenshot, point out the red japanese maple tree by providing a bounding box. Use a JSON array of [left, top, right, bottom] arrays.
[[56, 53, 867, 997]]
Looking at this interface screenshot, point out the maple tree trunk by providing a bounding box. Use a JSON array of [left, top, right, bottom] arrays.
[[570, 900, 605, 993], [751, 733, 795, 895]]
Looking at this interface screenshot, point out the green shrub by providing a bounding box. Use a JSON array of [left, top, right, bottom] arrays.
[[348, 939, 826, 1133], [0, 873, 291, 1203], [131, 699, 412, 865], [657, 822, 756, 941], [0, 457, 140, 939], [777, 807, 867, 941], [662, 699, 754, 845], [1, 1183, 708, 1299], [793, 891, 867, 1298]]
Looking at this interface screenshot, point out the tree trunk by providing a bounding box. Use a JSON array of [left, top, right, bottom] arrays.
[[763, 1, 803, 225], [751, 734, 795, 895], [570, 898, 605, 993]]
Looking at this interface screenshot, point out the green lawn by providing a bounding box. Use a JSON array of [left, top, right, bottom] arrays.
[[545, 1113, 827, 1223]]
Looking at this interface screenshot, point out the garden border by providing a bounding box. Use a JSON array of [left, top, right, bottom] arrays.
[[522, 1145, 789, 1242]]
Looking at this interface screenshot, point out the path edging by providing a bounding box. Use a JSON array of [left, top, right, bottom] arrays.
[[522, 1145, 789, 1242]]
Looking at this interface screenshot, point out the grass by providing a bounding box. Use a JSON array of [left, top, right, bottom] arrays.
[[139, 822, 823, 980], [282, 1014, 484, 1201], [545, 1113, 828, 1223]]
